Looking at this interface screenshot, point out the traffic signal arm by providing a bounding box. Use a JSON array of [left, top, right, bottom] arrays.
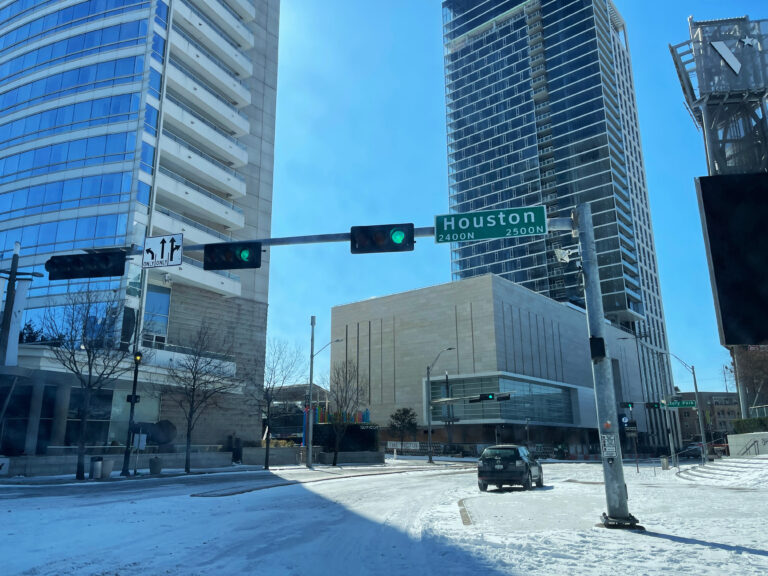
[[350, 224, 415, 254], [204, 241, 262, 270], [468, 393, 510, 403], [45, 250, 127, 280]]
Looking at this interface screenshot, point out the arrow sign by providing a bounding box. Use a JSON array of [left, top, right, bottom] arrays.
[[143, 234, 183, 269]]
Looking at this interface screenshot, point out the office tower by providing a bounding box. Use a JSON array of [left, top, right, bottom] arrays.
[[442, 0, 676, 448], [0, 0, 278, 452]]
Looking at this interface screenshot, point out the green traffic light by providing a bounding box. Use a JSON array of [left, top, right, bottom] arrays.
[[390, 229, 406, 244], [237, 248, 251, 261]]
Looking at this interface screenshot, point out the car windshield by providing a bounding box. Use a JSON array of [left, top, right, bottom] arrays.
[[481, 448, 519, 459]]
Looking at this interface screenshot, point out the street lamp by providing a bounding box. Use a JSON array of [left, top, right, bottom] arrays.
[[306, 314, 342, 469], [121, 350, 143, 476], [0, 242, 44, 366], [664, 351, 708, 466], [426, 346, 455, 464]]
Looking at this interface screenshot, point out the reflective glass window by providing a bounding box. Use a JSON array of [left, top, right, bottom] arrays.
[[137, 181, 150, 205], [76, 217, 97, 239], [151, 33, 164, 63], [140, 142, 154, 174], [55, 220, 75, 242]]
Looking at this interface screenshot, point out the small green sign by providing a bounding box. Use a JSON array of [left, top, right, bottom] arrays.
[[435, 207, 547, 243], [667, 400, 696, 408]]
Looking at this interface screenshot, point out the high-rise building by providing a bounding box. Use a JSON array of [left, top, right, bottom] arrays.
[[442, 0, 677, 448], [0, 0, 278, 454]]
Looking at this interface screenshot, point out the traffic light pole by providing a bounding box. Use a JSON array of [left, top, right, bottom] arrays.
[[550, 205, 639, 529], [183, 227, 438, 252]]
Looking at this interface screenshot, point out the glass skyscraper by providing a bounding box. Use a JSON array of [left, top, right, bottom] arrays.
[[442, 0, 676, 448], [0, 0, 278, 453]]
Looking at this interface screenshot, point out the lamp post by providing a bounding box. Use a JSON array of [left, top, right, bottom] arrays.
[[426, 346, 455, 464], [120, 351, 143, 476], [306, 315, 342, 469], [665, 351, 707, 466]]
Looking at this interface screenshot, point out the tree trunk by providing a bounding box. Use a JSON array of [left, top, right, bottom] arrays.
[[76, 388, 91, 480], [264, 404, 271, 470], [185, 418, 193, 474], [332, 428, 342, 466]]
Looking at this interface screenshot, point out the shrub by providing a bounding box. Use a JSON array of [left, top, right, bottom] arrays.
[[733, 417, 768, 434]]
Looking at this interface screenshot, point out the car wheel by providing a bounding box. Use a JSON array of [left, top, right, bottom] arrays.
[[536, 467, 544, 488], [522, 469, 532, 490], [478, 480, 488, 492]]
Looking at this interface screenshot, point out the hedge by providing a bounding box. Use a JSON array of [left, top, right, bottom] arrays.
[[733, 417, 768, 434]]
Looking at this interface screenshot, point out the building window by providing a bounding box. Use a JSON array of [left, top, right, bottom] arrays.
[[143, 284, 170, 348]]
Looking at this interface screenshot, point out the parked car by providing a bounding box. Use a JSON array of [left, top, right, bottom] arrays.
[[679, 443, 703, 459], [477, 444, 543, 491]]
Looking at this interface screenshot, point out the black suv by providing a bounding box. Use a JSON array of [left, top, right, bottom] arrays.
[[477, 444, 543, 491]]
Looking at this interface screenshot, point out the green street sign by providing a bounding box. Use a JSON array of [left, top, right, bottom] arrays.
[[435, 207, 547, 243], [666, 400, 696, 408]]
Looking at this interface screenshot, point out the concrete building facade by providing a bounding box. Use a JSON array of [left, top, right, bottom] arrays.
[[0, 0, 278, 456], [331, 275, 666, 456]]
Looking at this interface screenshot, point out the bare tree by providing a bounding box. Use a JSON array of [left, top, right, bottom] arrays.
[[328, 359, 366, 466], [388, 407, 418, 448], [165, 324, 239, 473], [262, 339, 304, 469], [41, 289, 134, 480]]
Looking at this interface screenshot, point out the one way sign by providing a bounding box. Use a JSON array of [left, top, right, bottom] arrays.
[[143, 234, 183, 269]]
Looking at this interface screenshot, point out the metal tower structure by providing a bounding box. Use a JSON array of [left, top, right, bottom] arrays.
[[670, 16, 768, 175]]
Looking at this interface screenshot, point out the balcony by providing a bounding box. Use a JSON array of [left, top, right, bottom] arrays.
[[166, 60, 249, 136], [162, 95, 248, 167], [188, 0, 254, 48], [158, 255, 241, 297], [155, 167, 245, 230], [173, 1, 252, 78], [159, 131, 246, 197], [169, 27, 251, 107], [152, 205, 231, 246], [224, 0, 256, 22]]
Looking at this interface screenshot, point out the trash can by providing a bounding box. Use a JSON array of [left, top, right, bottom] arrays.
[[89, 456, 103, 479], [149, 456, 162, 475], [100, 459, 114, 479], [660, 456, 669, 470]]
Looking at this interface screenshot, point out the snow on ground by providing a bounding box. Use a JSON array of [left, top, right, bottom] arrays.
[[2, 456, 768, 575]]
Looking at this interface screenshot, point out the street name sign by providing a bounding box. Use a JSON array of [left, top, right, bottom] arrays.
[[434, 206, 547, 243], [143, 234, 182, 269], [667, 400, 696, 408]]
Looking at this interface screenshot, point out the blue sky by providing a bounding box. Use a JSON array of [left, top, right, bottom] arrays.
[[268, 0, 763, 393]]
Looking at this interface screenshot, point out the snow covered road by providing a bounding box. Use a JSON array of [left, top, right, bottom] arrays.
[[3, 458, 768, 575]]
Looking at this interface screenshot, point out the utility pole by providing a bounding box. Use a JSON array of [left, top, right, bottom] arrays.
[[306, 316, 316, 468], [0, 242, 20, 366]]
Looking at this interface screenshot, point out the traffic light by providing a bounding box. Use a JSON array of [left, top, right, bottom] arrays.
[[620, 402, 634, 409], [204, 241, 261, 270], [646, 402, 661, 409], [45, 250, 127, 280], [350, 224, 415, 254], [469, 393, 496, 403]]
